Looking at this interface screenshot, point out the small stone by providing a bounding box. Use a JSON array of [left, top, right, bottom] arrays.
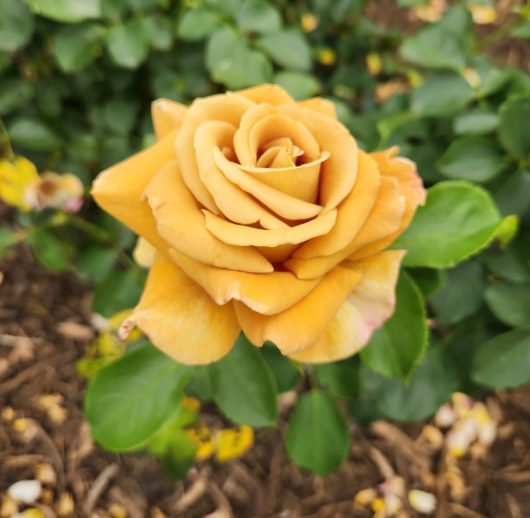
[[7, 480, 42, 504]]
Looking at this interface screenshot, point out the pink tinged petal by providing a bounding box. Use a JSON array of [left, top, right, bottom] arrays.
[[233, 266, 362, 355], [169, 249, 319, 315], [213, 147, 323, 221], [175, 93, 255, 213], [235, 84, 295, 105], [290, 250, 405, 363], [144, 159, 273, 273], [151, 98, 188, 140], [91, 130, 179, 252], [297, 97, 338, 119], [203, 208, 337, 247], [128, 253, 240, 365], [193, 120, 287, 230]]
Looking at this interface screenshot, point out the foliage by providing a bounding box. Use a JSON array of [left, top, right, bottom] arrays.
[[1, 0, 530, 477]]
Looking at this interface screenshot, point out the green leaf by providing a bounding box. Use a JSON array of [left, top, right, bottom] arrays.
[[8, 117, 60, 151], [24, 0, 101, 22], [85, 342, 192, 451], [143, 14, 173, 51], [483, 234, 530, 283], [274, 72, 320, 100], [0, 0, 34, 52], [237, 0, 282, 33], [28, 232, 71, 272], [176, 8, 222, 41], [493, 169, 530, 218], [286, 390, 349, 476], [429, 260, 485, 325], [408, 267, 444, 297], [0, 228, 16, 259], [260, 346, 301, 393], [313, 358, 359, 399], [436, 136, 508, 183], [498, 96, 530, 160], [206, 29, 272, 89], [106, 19, 149, 69], [204, 0, 243, 18], [257, 30, 312, 71], [76, 245, 117, 283], [0, 78, 34, 115], [511, 21, 530, 39], [53, 23, 104, 72], [484, 281, 530, 328], [209, 334, 278, 427], [103, 99, 137, 134], [400, 6, 471, 71], [472, 329, 530, 389], [395, 181, 502, 268], [360, 272, 427, 380], [453, 109, 499, 136], [410, 73, 474, 116]]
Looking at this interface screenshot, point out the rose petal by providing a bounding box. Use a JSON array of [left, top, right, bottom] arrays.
[[203, 208, 337, 247], [176, 93, 254, 212], [234, 266, 362, 354], [128, 253, 240, 364], [151, 98, 187, 140], [194, 120, 287, 229], [289, 250, 405, 363], [214, 147, 323, 221], [170, 249, 319, 315], [91, 130, 178, 252], [297, 97, 337, 119], [235, 83, 295, 105], [145, 159, 273, 273]]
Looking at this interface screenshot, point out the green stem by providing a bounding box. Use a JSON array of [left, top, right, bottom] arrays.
[[0, 118, 14, 161]]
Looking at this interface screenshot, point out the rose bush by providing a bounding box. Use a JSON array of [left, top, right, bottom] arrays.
[[92, 84, 425, 365]]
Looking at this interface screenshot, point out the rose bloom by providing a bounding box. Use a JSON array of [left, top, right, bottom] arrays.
[[92, 85, 425, 365]]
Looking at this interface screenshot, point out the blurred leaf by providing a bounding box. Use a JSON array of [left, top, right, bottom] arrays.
[[204, 0, 243, 18], [361, 272, 427, 380], [411, 73, 474, 116], [151, 429, 196, 479], [430, 260, 485, 325], [206, 28, 272, 89], [143, 14, 173, 51], [436, 136, 508, 183], [8, 117, 60, 151], [493, 169, 530, 218], [314, 358, 359, 399], [453, 109, 499, 135], [54, 23, 104, 72], [209, 334, 278, 427], [237, 0, 282, 33], [0, 228, 16, 259], [483, 234, 530, 283], [92, 267, 144, 316], [511, 21, 530, 39], [257, 30, 312, 71], [274, 71, 320, 99], [400, 6, 471, 71], [498, 96, 530, 160], [472, 329, 530, 388], [85, 341, 192, 451], [260, 346, 301, 393], [0, 0, 34, 52], [24, 0, 101, 22], [0, 78, 34, 115], [395, 181, 502, 268], [106, 19, 149, 69], [176, 8, 222, 41], [76, 245, 117, 283], [28, 232, 72, 272], [484, 281, 530, 328], [408, 267, 444, 297], [103, 99, 137, 134], [286, 390, 349, 476]]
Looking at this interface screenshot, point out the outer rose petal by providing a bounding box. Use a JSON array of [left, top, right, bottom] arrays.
[[289, 250, 405, 363], [127, 253, 240, 364], [235, 84, 295, 105], [169, 249, 320, 315], [144, 159, 273, 273], [297, 97, 337, 119], [234, 266, 362, 355], [151, 99, 187, 140], [91, 130, 178, 252]]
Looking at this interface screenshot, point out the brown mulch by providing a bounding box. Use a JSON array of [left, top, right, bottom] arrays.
[[1, 238, 530, 518]]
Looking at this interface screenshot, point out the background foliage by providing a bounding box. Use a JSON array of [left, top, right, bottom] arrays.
[[1, 0, 529, 476]]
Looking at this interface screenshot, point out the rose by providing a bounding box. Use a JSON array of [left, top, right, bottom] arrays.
[[92, 84, 425, 365]]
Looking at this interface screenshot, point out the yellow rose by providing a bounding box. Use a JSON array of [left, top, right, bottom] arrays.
[[92, 84, 425, 365]]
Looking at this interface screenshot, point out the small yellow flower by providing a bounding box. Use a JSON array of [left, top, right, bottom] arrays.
[[468, 3, 497, 24], [215, 425, 254, 462], [371, 497, 385, 513], [0, 156, 38, 211], [301, 13, 319, 32], [366, 52, 383, 76], [185, 424, 215, 460], [318, 48, 336, 66], [354, 488, 377, 506]]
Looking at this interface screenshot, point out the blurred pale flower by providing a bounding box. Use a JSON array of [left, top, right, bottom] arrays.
[[412, 0, 448, 22], [408, 489, 436, 513], [467, 3, 497, 24], [366, 52, 383, 76], [318, 48, 337, 66], [7, 480, 42, 504], [25, 172, 84, 213], [301, 13, 319, 32]]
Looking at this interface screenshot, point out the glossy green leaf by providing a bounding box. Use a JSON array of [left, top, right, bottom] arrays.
[[54, 23, 104, 72], [410, 73, 474, 116], [483, 234, 530, 283], [360, 272, 427, 380], [484, 281, 530, 328], [106, 19, 149, 69], [313, 358, 359, 399], [408, 267, 444, 297], [257, 30, 312, 71], [472, 329, 530, 389], [395, 181, 502, 268], [176, 8, 221, 41], [260, 346, 301, 393], [453, 109, 499, 135], [498, 96, 530, 160], [237, 0, 282, 33], [274, 72, 320, 100], [436, 137, 508, 183], [286, 390, 349, 476], [85, 342, 192, 451], [209, 334, 278, 427], [24, 0, 101, 22], [0, 0, 34, 52]]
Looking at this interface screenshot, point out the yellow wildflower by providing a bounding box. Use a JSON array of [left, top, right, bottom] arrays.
[[366, 52, 383, 76], [0, 156, 38, 211], [215, 425, 254, 462], [301, 13, 319, 32], [318, 48, 336, 66], [185, 424, 215, 460], [468, 3, 497, 24]]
